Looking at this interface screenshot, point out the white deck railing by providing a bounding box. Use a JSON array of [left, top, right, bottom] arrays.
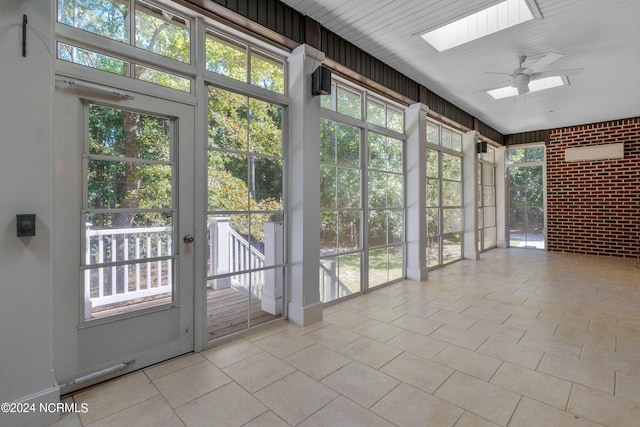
[[319, 259, 353, 302], [85, 224, 173, 312]]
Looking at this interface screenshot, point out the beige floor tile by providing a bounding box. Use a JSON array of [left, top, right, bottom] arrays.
[[322, 361, 400, 408], [144, 353, 206, 381], [581, 346, 640, 377], [349, 318, 403, 342], [458, 296, 500, 310], [323, 310, 367, 329], [615, 372, 640, 404], [462, 306, 510, 324], [509, 397, 604, 427], [435, 372, 520, 426], [254, 371, 338, 425], [392, 301, 440, 318], [469, 320, 525, 343], [243, 323, 289, 342], [477, 337, 543, 370], [568, 384, 640, 427], [175, 382, 267, 427], [201, 338, 263, 368], [284, 343, 351, 380], [153, 360, 231, 408], [303, 324, 361, 350], [538, 311, 591, 331], [242, 411, 289, 427], [74, 372, 159, 425], [503, 315, 558, 338], [454, 412, 500, 427], [371, 382, 463, 427], [391, 314, 443, 336], [222, 351, 295, 393], [616, 335, 640, 357], [386, 330, 448, 359], [337, 337, 403, 369], [365, 294, 406, 309], [494, 302, 540, 319], [491, 362, 571, 409], [538, 353, 614, 394], [519, 331, 583, 359], [86, 395, 184, 427], [427, 298, 472, 313], [427, 309, 479, 329], [522, 298, 568, 315], [253, 329, 315, 358], [486, 291, 527, 305], [358, 305, 405, 323], [429, 324, 488, 351], [553, 325, 615, 353], [298, 396, 394, 427], [432, 344, 502, 381], [380, 351, 453, 393]]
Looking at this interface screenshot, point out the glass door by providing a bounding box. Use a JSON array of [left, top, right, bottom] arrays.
[[508, 145, 546, 249], [53, 86, 195, 391]]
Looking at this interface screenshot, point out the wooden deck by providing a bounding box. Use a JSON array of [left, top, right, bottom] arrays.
[[207, 287, 279, 340]]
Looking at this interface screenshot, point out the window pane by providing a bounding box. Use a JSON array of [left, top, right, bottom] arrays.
[[207, 151, 248, 211], [526, 146, 544, 162], [451, 133, 462, 152], [426, 208, 439, 236], [250, 50, 285, 94], [388, 210, 403, 244], [337, 86, 361, 119], [442, 181, 462, 206], [426, 179, 439, 207], [427, 123, 439, 144], [320, 212, 338, 255], [320, 166, 337, 209], [368, 248, 388, 287], [249, 99, 282, 156], [320, 119, 335, 163], [443, 208, 462, 233], [387, 138, 403, 174], [88, 105, 170, 161], [58, 0, 129, 43], [338, 211, 360, 251], [483, 186, 495, 207], [248, 213, 284, 267], [426, 236, 440, 267], [337, 168, 361, 209], [508, 148, 525, 163], [442, 153, 461, 181], [387, 107, 404, 133], [442, 233, 462, 264], [387, 174, 403, 208], [367, 99, 385, 127], [135, 1, 190, 63], [388, 246, 403, 281], [426, 149, 439, 178], [205, 32, 247, 81], [368, 209, 386, 247], [252, 157, 282, 209], [208, 87, 248, 151], [134, 64, 191, 92], [338, 253, 361, 294], [368, 171, 386, 209], [442, 129, 452, 149], [368, 132, 386, 171], [336, 123, 360, 167], [57, 43, 128, 75]]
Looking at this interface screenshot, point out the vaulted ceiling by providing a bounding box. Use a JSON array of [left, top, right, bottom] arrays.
[[280, 0, 640, 134]]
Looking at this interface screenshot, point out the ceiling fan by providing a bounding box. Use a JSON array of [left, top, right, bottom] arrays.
[[486, 53, 583, 95]]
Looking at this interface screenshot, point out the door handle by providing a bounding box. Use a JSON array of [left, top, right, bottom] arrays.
[[183, 234, 194, 244]]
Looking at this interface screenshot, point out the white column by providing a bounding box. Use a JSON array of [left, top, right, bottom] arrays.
[[262, 221, 283, 315], [287, 44, 324, 326], [495, 145, 508, 248], [405, 103, 429, 281], [462, 131, 479, 260]]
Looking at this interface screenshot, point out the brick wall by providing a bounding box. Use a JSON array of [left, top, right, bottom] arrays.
[[546, 117, 640, 257]]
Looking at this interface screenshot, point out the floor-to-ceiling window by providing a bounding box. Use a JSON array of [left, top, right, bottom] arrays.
[[508, 144, 546, 249], [478, 146, 497, 252], [204, 30, 288, 340], [426, 120, 463, 267], [319, 79, 405, 302]]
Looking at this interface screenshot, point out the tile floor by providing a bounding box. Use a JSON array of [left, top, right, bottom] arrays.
[[52, 249, 640, 427]]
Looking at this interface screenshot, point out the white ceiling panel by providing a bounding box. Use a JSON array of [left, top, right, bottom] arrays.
[[281, 0, 640, 134]]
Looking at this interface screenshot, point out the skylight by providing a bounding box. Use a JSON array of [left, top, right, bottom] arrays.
[[421, 0, 542, 52], [487, 76, 567, 99]]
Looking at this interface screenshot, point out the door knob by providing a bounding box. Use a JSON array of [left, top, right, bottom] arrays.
[[183, 234, 194, 243]]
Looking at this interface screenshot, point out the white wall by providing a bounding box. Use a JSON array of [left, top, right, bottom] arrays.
[[0, 0, 58, 426]]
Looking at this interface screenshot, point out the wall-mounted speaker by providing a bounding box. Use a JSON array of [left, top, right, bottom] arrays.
[[312, 65, 332, 96], [477, 141, 488, 154]]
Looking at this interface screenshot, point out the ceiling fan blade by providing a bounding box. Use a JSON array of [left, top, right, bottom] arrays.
[[530, 68, 583, 79], [523, 52, 562, 72], [484, 71, 515, 77]]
